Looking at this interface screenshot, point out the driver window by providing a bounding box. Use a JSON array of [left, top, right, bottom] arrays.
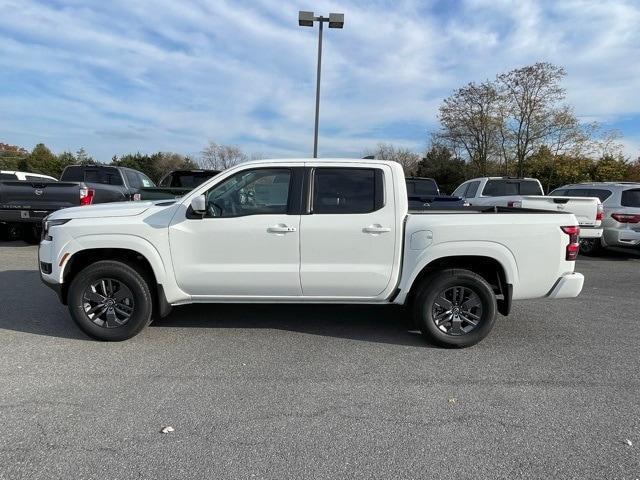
[[204, 168, 291, 217]]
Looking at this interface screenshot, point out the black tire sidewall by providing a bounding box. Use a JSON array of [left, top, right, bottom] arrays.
[[414, 269, 497, 348], [68, 261, 153, 341], [579, 238, 603, 256]]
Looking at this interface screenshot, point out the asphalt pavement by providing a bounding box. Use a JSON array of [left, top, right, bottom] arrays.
[[0, 242, 638, 479]]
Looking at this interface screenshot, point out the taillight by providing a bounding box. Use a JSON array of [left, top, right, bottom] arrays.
[[596, 203, 604, 222], [80, 188, 94, 206], [561, 225, 580, 261], [612, 213, 640, 223]]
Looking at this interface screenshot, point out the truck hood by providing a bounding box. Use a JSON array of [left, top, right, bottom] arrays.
[[48, 201, 160, 220]]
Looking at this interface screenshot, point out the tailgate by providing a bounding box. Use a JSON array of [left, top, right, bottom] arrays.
[[520, 196, 599, 226], [0, 181, 81, 211]]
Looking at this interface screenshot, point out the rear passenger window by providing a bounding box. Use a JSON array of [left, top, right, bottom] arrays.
[[313, 168, 383, 214], [621, 189, 640, 207], [0, 173, 18, 180]]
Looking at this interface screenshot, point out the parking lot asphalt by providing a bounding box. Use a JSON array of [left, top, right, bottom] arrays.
[[0, 242, 639, 480]]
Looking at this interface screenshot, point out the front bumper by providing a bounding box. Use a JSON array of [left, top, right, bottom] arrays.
[[546, 272, 584, 299], [38, 238, 66, 303]]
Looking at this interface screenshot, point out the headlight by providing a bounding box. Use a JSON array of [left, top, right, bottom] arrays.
[[42, 218, 71, 241]]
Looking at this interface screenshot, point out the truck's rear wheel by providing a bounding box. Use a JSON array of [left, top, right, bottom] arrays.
[[67, 260, 153, 341], [413, 269, 497, 348], [579, 238, 603, 256]]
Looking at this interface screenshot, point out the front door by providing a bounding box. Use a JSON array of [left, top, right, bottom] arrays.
[[169, 167, 302, 297], [300, 165, 397, 297]]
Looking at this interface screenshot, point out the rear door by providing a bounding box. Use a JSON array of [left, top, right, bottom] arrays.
[[300, 164, 396, 297]]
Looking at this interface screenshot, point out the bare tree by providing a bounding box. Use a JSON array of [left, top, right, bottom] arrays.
[[200, 141, 247, 170], [496, 62, 567, 176], [364, 143, 421, 174], [436, 81, 501, 176]]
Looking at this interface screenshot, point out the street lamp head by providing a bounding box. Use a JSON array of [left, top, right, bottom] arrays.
[[298, 11, 314, 27], [328, 12, 344, 28]]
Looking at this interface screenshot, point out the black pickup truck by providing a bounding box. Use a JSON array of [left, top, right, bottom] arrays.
[[0, 165, 154, 241], [405, 177, 466, 209]]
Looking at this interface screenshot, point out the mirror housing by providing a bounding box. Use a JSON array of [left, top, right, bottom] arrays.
[[190, 194, 206, 213]]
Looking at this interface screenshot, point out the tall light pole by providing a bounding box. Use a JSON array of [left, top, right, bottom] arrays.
[[298, 11, 344, 158]]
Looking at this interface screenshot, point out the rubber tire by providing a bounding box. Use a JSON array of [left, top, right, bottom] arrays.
[[67, 260, 153, 341], [413, 268, 497, 348], [579, 237, 604, 256]]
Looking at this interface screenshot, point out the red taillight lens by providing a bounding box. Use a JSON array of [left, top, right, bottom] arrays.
[[80, 188, 94, 206], [561, 225, 580, 261], [596, 204, 604, 221], [612, 213, 640, 223], [566, 243, 579, 261]]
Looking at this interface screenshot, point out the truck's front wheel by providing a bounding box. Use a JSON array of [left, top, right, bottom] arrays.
[[413, 269, 497, 348], [67, 260, 153, 341]]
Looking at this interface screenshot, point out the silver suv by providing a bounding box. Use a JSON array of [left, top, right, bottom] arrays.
[[549, 182, 640, 254]]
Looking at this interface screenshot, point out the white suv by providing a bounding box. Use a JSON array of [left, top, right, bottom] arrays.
[[550, 182, 640, 254]]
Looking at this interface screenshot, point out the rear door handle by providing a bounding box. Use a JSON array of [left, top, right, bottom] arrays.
[[267, 224, 297, 233], [363, 224, 391, 234]]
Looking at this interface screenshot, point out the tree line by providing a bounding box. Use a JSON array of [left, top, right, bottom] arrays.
[[0, 141, 253, 184]]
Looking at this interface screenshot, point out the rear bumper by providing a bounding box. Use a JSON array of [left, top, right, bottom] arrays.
[[579, 226, 602, 239], [546, 272, 584, 299], [603, 227, 640, 248]]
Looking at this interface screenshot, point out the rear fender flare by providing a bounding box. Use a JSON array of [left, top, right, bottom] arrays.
[[395, 241, 518, 304]]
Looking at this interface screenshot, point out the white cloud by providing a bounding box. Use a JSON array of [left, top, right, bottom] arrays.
[[0, 0, 638, 160]]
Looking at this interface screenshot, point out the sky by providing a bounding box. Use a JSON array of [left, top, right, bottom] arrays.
[[1, 0, 639, 161]]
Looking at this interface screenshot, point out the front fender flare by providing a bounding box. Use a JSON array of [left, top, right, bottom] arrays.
[[70, 234, 168, 285]]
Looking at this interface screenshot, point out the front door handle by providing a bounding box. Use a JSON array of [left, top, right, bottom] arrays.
[[267, 224, 297, 234], [363, 224, 391, 234]]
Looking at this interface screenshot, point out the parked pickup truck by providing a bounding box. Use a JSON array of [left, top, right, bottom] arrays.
[[1, 165, 154, 240], [405, 177, 466, 209], [452, 177, 603, 238], [39, 159, 584, 347], [139, 169, 220, 200]]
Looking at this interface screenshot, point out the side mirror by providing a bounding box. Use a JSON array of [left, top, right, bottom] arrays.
[[190, 194, 206, 213]]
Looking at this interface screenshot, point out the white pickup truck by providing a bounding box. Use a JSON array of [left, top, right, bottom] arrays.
[[39, 159, 584, 347], [452, 177, 603, 238]]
